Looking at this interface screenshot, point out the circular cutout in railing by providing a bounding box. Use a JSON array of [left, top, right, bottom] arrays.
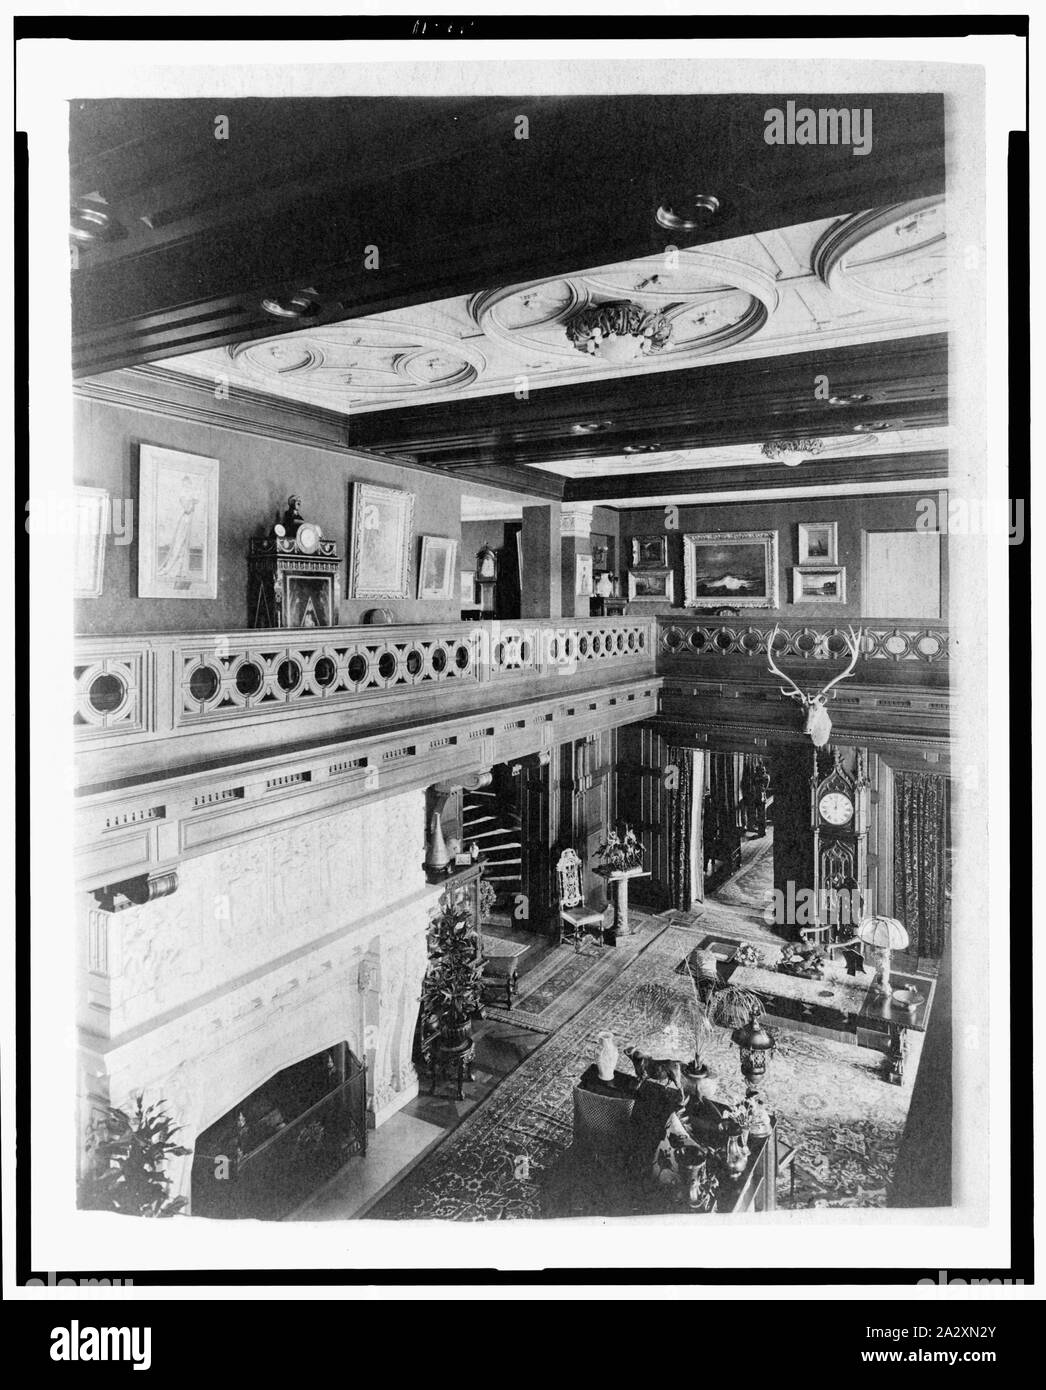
[[377, 651, 398, 680], [87, 671, 127, 714], [794, 630, 817, 655], [686, 629, 707, 652], [578, 636, 589, 656], [591, 635, 602, 655], [454, 644, 471, 670], [916, 632, 945, 659], [313, 656, 337, 688], [826, 631, 850, 656], [187, 664, 221, 704], [739, 629, 763, 654], [431, 647, 448, 673], [662, 626, 683, 650], [714, 629, 734, 651], [276, 658, 302, 692], [234, 661, 263, 697], [347, 653, 369, 684], [405, 649, 423, 676], [519, 640, 532, 664]]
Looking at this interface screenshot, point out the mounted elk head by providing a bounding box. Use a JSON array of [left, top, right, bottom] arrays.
[[765, 626, 864, 747]]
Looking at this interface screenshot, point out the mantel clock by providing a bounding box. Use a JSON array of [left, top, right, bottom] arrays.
[[249, 496, 341, 629]]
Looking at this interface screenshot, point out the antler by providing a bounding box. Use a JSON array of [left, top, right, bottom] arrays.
[[815, 626, 864, 701], [765, 625, 808, 704]]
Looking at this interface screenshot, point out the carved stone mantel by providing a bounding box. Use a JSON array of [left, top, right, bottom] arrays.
[[77, 788, 439, 1208]]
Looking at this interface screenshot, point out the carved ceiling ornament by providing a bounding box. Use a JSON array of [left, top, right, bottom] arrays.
[[812, 196, 947, 311]]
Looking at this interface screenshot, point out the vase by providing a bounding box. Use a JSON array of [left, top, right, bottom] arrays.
[[596, 1030, 619, 1082], [686, 1161, 713, 1211], [725, 1134, 748, 1177]]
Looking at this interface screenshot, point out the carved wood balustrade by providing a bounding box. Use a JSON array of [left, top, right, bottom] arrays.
[[657, 617, 950, 669], [73, 615, 655, 783]]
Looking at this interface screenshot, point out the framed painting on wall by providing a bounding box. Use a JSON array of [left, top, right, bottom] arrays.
[[73, 486, 109, 598], [137, 445, 219, 599], [630, 534, 668, 569], [797, 521, 838, 564], [682, 529, 779, 609], [627, 569, 674, 603], [417, 535, 459, 600], [575, 553, 594, 596], [348, 481, 415, 599], [792, 565, 847, 603]]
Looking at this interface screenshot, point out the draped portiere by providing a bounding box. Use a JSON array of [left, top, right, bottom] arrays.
[[665, 745, 693, 910], [893, 772, 951, 957]]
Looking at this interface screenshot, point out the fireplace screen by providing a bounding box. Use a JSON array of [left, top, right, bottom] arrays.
[[191, 1043, 367, 1220]]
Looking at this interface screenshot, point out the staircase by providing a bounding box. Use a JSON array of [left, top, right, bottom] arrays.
[[461, 789, 523, 910]]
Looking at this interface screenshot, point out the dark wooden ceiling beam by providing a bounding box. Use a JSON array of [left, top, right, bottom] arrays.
[[70, 94, 944, 377], [563, 449, 948, 502], [346, 334, 948, 470]]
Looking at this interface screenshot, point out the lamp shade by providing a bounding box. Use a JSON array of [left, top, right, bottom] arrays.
[[856, 915, 909, 951]]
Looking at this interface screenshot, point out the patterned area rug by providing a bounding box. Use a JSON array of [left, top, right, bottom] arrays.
[[367, 926, 920, 1220], [482, 912, 673, 1033], [712, 830, 776, 908]]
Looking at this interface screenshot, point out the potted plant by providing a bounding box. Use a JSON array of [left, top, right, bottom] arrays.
[[78, 1093, 190, 1217], [420, 883, 486, 1050]]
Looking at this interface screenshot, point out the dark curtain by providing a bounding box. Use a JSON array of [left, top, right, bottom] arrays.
[[665, 745, 693, 910], [893, 772, 951, 957]]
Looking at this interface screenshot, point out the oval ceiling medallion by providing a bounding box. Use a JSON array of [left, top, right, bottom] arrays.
[[228, 321, 485, 398], [813, 197, 946, 310], [474, 254, 774, 363]]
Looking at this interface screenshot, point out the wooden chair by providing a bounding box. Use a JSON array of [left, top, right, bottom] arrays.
[[555, 849, 607, 952]]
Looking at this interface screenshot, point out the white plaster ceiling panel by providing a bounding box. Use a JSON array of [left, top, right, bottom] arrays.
[[157, 199, 948, 417], [529, 427, 952, 479]]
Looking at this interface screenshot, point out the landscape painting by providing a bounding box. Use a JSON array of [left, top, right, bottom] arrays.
[[682, 530, 779, 609]]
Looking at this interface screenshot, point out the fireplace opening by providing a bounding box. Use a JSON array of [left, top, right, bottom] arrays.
[[191, 1043, 367, 1220]]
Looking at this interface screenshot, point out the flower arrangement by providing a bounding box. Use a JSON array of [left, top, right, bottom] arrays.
[[732, 941, 763, 969], [595, 825, 644, 874]]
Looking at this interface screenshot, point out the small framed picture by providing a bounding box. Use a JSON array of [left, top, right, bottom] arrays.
[[576, 553, 594, 596], [628, 569, 674, 603], [73, 486, 109, 598], [460, 569, 476, 605], [138, 444, 220, 599], [417, 535, 459, 600], [630, 534, 668, 568], [797, 521, 838, 565], [792, 566, 847, 603]]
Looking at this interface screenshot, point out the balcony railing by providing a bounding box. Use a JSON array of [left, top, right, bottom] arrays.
[[74, 615, 657, 749], [656, 617, 949, 667]]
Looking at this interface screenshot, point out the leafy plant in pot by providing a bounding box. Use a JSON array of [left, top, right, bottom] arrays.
[[420, 883, 486, 1050], [78, 1093, 190, 1217]]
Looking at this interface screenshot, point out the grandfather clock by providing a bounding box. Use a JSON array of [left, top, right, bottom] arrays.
[[808, 748, 870, 942]]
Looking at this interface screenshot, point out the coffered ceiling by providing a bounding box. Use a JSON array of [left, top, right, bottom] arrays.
[[72, 93, 948, 506], [158, 198, 946, 419]]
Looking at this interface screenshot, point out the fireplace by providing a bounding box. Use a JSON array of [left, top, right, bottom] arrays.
[[190, 1043, 367, 1220]]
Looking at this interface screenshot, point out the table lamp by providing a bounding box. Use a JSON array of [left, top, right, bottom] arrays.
[[856, 915, 909, 994]]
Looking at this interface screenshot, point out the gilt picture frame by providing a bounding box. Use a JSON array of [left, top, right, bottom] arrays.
[[417, 535, 459, 600], [792, 565, 847, 603], [682, 529, 779, 609], [630, 534, 668, 569], [348, 481, 415, 600], [137, 445, 219, 600], [797, 521, 838, 565], [627, 569, 674, 603], [73, 486, 109, 598]]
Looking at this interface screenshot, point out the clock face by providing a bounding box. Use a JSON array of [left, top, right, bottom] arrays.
[[819, 792, 854, 826], [296, 522, 322, 555]]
